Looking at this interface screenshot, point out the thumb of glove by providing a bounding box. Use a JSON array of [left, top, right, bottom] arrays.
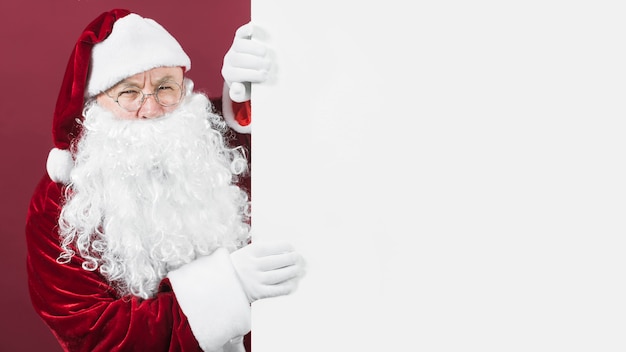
[[229, 82, 250, 102]]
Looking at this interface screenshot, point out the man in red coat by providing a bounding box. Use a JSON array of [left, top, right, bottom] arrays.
[[25, 9, 303, 352]]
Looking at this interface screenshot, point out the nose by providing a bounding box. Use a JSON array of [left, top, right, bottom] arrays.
[[137, 93, 165, 119]]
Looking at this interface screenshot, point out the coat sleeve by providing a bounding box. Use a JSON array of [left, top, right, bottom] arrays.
[[25, 175, 251, 352], [217, 82, 252, 135]]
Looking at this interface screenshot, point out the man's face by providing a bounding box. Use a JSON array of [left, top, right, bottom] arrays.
[[96, 66, 185, 120]]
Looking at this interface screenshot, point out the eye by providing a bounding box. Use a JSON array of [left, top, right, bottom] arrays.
[[154, 81, 182, 106], [158, 84, 175, 91], [117, 88, 141, 99]]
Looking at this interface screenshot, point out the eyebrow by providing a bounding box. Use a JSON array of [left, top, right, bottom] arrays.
[[116, 75, 179, 89]]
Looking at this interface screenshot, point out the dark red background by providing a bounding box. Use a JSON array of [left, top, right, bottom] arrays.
[[0, 1, 249, 351]]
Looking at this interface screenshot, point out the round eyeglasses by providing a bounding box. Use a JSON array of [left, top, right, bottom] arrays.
[[105, 80, 184, 112]]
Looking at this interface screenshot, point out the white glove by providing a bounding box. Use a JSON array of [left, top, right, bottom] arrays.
[[224, 336, 246, 352], [230, 241, 304, 303], [221, 22, 271, 102]]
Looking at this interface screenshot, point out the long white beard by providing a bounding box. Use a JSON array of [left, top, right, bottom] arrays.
[[58, 92, 250, 299]]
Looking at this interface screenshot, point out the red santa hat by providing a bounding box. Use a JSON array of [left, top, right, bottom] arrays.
[[46, 9, 191, 184]]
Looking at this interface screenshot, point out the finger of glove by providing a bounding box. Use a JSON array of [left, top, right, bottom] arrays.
[[257, 277, 301, 300], [229, 82, 250, 103], [222, 67, 268, 86], [226, 50, 270, 73], [259, 262, 304, 285], [249, 241, 295, 257], [222, 54, 269, 79], [223, 67, 268, 86], [234, 22, 254, 39], [231, 38, 268, 58], [256, 251, 302, 271]]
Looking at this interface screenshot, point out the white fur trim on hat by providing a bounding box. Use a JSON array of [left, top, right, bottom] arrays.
[[86, 13, 191, 97], [46, 148, 74, 184]]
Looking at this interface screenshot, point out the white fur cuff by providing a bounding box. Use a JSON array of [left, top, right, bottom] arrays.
[[167, 248, 251, 351]]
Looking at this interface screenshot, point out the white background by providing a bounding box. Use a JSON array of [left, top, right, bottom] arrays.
[[250, 1, 626, 351]]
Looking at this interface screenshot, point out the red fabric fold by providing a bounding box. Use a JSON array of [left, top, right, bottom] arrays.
[[232, 100, 251, 127], [52, 8, 131, 150], [26, 171, 253, 351], [26, 175, 203, 351]]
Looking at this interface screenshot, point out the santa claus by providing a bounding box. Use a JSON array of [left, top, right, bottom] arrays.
[[25, 9, 304, 352]]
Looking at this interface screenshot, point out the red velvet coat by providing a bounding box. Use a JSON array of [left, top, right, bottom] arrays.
[[26, 101, 252, 352]]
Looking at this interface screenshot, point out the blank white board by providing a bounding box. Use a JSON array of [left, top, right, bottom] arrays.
[[250, 1, 626, 351]]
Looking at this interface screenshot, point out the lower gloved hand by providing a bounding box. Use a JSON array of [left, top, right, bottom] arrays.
[[221, 22, 271, 102], [230, 240, 304, 303]]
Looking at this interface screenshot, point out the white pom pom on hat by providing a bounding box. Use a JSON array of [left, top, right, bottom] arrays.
[[46, 9, 191, 184], [46, 148, 74, 184]]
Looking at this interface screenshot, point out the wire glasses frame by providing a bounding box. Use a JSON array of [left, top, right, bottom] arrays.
[[104, 80, 185, 112]]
